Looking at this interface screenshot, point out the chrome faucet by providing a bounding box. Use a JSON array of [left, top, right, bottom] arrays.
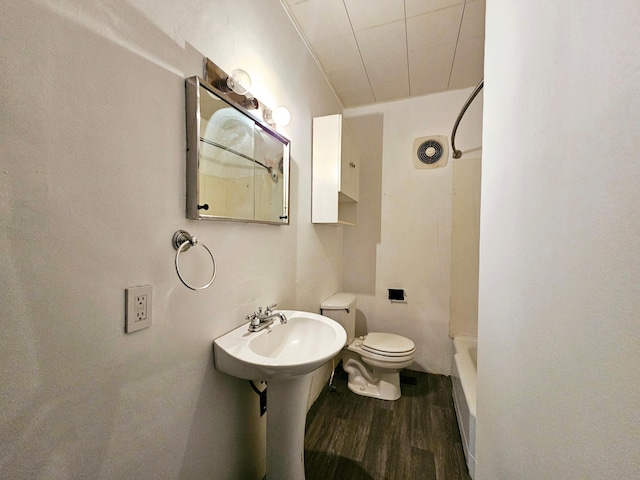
[[247, 304, 288, 332]]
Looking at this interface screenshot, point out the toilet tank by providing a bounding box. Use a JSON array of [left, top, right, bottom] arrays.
[[321, 293, 356, 344]]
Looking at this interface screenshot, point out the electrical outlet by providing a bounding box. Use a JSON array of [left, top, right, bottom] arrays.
[[125, 285, 152, 333], [134, 294, 147, 321]]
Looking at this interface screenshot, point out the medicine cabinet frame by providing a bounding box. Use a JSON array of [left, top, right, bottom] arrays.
[[185, 76, 291, 225]]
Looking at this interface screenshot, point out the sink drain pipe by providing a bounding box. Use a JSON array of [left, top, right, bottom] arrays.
[[328, 358, 337, 392], [249, 380, 267, 416]]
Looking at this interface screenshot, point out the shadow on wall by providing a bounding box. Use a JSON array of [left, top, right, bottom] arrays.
[[39, 0, 187, 76], [179, 355, 266, 479], [343, 114, 384, 295], [355, 308, 368, 337]]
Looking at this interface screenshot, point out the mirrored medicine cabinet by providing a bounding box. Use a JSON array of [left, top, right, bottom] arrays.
[[185, 76, 290, 224]]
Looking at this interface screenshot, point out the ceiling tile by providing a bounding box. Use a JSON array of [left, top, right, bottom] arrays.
[[356, 20, 407, 64], [459, 0, 486, 40], [356, 21, 408, 86], [406, 4, 464, 51], [329, 62, 375, 106], [409, 41, 456, 76], [344, 0, 405, 31], [449, 36, 484, 89], [312, 34, 362, 71], [409, 42, 456, 95], [405, 0, 465, 18], [365, 54, 408, 85], [337, 87, 376, 107], [289, 0, 352, 43], [328, 63, 371, 93], [371, 77, 410, 103], [410, 68, 450, 96]]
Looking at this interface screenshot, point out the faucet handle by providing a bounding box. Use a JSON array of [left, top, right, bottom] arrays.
[[265, 303, 277, 314], [246, 312, 262, 327]]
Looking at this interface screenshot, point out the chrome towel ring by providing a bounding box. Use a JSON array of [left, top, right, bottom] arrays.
[[172, 230, 217, 291]]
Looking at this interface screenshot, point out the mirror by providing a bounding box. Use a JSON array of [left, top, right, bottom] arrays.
[[185, 76, 290, 224]]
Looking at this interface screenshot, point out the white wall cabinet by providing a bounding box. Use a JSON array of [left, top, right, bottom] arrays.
[[312, 114, 360, 225]]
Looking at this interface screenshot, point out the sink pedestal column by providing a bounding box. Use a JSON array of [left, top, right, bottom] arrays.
[[266, 374, 312, 480]]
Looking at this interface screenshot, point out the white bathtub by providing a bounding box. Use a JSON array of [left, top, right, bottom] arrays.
[[451, 336, 477, 479]]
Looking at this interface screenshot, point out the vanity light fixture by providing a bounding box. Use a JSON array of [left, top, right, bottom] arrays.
[[204, 58, 290, 126]]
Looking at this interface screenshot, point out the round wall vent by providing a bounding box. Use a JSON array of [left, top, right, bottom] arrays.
[[413, 135, 449, 169]]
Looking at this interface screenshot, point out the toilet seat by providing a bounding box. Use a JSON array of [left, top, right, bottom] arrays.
[[361, 332, 415, 357], [347, 333, 416, 369]]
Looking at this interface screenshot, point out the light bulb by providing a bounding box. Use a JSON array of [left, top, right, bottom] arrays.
[[272, 106, 291, 127], [226, 69, 251, 95]]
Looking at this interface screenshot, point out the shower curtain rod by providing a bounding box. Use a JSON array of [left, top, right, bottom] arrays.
[[451, 78, 484, 159]]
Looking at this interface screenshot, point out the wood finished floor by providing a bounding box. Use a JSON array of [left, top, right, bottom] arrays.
[[303, 366, 471, 480]]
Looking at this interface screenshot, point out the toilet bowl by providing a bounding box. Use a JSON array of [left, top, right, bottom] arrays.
[[320, 293, 416, 401], [342, 332, 415, 400]]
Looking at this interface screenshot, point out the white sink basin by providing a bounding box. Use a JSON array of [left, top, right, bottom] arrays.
[[213, 310, 347, 381]]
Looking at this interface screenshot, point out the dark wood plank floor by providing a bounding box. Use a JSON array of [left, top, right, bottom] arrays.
[[304, 366, 471, 480]]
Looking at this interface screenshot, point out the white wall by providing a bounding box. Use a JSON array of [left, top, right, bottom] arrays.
[[477, 1, 640, 478], [344, 89, 483, 374], [0, 0, 342, 478]]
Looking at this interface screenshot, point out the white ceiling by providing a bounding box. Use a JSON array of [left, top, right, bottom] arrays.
[[282, 0, 485, 107]]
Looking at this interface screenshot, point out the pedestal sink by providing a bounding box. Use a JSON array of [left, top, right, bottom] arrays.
[[213, 310, 347, 480]]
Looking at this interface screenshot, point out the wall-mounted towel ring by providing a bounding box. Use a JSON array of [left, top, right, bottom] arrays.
[[172, 230, 217, 291]]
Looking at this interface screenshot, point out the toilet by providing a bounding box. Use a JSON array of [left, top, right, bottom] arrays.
[[320, 293, 416, 401]]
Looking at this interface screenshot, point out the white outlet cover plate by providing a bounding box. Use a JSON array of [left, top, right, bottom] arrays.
[[125, 284, 152, 333]]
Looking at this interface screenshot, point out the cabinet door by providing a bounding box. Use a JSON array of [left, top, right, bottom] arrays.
[[312, 113, 359, 224], [312, 115, 340, 223]]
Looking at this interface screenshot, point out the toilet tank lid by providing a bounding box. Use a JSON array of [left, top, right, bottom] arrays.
[[321, 293, 356, 310]]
